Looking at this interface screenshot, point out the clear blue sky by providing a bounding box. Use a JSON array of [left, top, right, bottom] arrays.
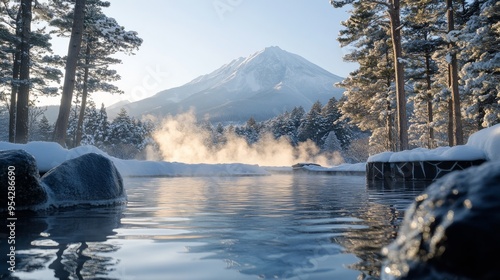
[[45, 0, 357, 106]]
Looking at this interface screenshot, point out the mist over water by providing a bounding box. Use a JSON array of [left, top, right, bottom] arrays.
[[151, 111, 344, 166]]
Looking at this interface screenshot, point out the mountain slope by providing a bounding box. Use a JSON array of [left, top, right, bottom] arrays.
[[115, 46, 344, 122]]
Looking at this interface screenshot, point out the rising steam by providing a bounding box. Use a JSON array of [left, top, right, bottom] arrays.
[[151, 111, 344, 166]]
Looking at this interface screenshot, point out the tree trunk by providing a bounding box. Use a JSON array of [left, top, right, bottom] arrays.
[[9, 50, 20, 143], [53, 0, 86, 145], [447, 0, 464, 145], [75, 40, 91, 146], [385, 48, 394, 151], [388, 0, 408, 151], [14, 0, 32, 144], [448, 94, 454, 146], [9, 7, 22, 143], [425, 53, 434, 148], [386, 99, 394, 151]]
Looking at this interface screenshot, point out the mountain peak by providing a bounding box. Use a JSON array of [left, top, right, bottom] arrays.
[[242, 46, 288, 64], [262, 45, 283, 53], [115, 47, 344, 122]]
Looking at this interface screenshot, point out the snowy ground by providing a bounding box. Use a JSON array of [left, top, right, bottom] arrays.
[[262, 162, 366, 173], [0, 142, 268, 177], [2, 124, 498, 177]]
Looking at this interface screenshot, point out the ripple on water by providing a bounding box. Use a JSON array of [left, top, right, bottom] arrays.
[[3, 175, 426, 280]]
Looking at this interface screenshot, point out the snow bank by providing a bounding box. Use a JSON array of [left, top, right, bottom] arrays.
[[114, 160, 267, 177], [368, 124, 500, 163], [264, 163, 366, 173], [302, 162, 366, 172], [466, 123, 500, 161], [0, 141, 69, 171], [367, 146, 486, 163], [0, 142, 268, 177]]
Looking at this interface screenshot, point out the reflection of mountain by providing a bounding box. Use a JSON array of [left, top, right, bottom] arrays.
[[0, 206, 123, 279], [111, 46, 344, 122]]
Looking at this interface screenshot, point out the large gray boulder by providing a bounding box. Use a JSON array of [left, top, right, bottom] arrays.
[[0, 150, 48, 209], [382, 161, 500, 279], [41, 153, 125, 205]]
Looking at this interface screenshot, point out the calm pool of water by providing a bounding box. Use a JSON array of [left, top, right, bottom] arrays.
[[1, 174, 428, 279]]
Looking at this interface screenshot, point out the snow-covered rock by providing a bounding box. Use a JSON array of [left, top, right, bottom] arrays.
[[0, 150, 125, 211], [0, 141, 70, 172], [382, 161, 500, 279], [41, 153, 125, 207], [0, 150, 48, 209]]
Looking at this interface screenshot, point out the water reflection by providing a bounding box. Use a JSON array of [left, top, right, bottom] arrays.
[[145, 175, 378, 279], [334, 180, 429, 279], [1, 175, 427, 280], [0, 206, 123, 279]]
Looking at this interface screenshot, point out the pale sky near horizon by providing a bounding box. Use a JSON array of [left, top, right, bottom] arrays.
[[42, 0, 357, 107]]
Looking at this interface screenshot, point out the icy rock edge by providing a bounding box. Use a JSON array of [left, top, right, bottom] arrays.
[[381, 161, 500, 280]]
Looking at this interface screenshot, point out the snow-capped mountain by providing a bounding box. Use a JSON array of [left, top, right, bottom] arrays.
[[114, 46, 344, 122]]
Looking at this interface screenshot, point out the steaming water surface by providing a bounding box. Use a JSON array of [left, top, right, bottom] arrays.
[[2, 174, 427, 279]]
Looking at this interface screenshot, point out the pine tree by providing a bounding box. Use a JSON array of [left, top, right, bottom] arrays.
[[74, 4, 142, 146], [332, 0, 408, 150], [105, 108, 153, 159], [322, 131, 342, 152], [38, 114, 53, 141], [96, 103, 109, 146], [298, 101, 327, 146], [49, 0, 141, 146], [321, 97, 353, 149], [459, 0, 500, 130], [66, 96, 81, 147], [214, 122, 227, 147], [10, 0, 32, 143], [446, 0, 464, 145], [236, 116, 261, 144], [78, 102, 109, 147], [53, 0, 87, 145], [290, 106, 305, 129], [334, 2, 397, 152], [404, 0, 446, 148], [1, 1, 62, 143]]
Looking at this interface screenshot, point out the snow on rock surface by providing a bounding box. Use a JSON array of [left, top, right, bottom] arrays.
[[41, 153, 125, 207], [0, 141, 70, 172], [0, 141, 269, 177]]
